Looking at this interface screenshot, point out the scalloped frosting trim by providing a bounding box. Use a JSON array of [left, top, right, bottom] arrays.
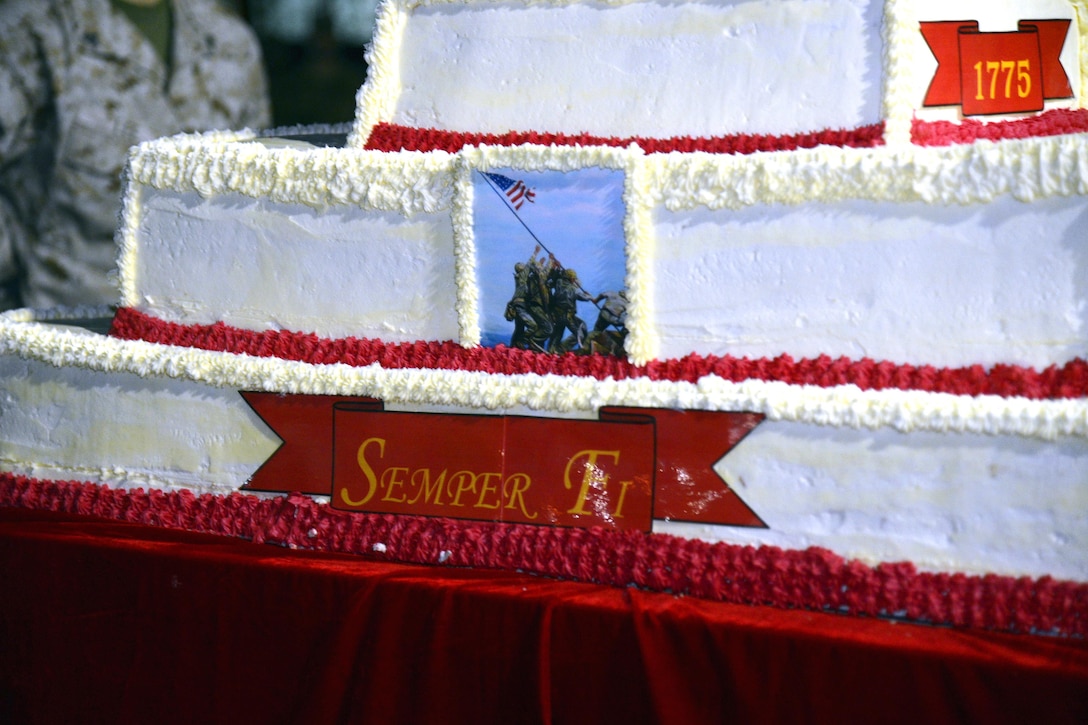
[[880, 0, 914, 147], [347, 0, 408, 147], [450, 157, 480, 347], [4, 475, 1086, 636], [3, 307, 1086, 440], [644, 132, 1088, 211], [125, 126, 1088, 210], [118, 128, 1088, 214], [124, 132, 456, 211]]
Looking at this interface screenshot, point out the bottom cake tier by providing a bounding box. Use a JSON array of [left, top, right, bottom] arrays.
[[1, 307, 1086, 634]]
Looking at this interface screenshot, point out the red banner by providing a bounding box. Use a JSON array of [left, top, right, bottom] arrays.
[[241, 393, 765, 531], [921, 19, 1072, 115]]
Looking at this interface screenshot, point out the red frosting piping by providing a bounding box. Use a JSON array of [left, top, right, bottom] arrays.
[[362, 110, 1088, 153], [363, 122, 887, 154], [110, 307, 1088, 400], [912, 108, 1088, 146], [2, 474, 1084, 636]]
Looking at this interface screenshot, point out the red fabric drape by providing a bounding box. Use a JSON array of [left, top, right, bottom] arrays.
[[2, 508, 1086, 724]]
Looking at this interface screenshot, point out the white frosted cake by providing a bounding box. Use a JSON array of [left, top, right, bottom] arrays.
[[2, 0, 1087, 634]]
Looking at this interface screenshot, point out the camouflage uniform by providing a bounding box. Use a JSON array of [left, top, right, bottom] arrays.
[[0, 0, 270, 309]]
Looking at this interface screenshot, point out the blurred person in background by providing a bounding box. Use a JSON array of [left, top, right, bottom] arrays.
[[0, 0, 270, 310], [249, 0, 378, 47], [246, 0, 377, 126]]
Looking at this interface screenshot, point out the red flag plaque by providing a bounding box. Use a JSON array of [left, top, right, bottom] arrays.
[[242, 393, 766, 531], [921, 19, 1073, 116]]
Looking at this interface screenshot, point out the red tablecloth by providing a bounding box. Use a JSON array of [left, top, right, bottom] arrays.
[[2, 507, 1085, 724]]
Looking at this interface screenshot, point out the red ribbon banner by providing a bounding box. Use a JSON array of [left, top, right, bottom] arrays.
[[921, 19, 1072, 115], [241, 393, 766, 531]]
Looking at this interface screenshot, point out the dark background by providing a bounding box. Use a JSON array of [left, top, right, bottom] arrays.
[[232, 0, 374, 127]]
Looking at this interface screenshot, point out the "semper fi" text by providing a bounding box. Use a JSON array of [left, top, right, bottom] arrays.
[[338, 437, 637, 523]]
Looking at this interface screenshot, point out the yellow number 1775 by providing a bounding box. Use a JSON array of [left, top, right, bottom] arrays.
[[974, 59, 1032, 100]]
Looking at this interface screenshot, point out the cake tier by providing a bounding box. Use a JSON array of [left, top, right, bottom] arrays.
[[2, 307, 1086, 592], [349, 0, 1087, 150], [117, 133, 1088, 370]]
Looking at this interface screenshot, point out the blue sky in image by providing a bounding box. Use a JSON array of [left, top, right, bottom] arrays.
[[474, 166, 628, 348]]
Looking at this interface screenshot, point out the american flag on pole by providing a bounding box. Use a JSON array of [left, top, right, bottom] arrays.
[[483, 172, 536, 210]]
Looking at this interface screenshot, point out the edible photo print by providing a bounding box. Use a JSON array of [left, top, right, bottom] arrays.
[[473, 167, 628, 358]]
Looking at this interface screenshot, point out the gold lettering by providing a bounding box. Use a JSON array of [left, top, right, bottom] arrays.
[[1000, 59, 1015, 98], [564, 449, 620, 516], [449, 470, 477, 507], [341, 438, 542, 522], [987, 60, 1000, 99], [380, 466, 408, 503], [474, 472, 502, 510], [975, 57, 1034, 106], [612, 479, 634, 518], [1016, 59, 1031, 98], [407, 467, 447, 506], [503, 473, 537, 520], [341, 437, 385, 507]]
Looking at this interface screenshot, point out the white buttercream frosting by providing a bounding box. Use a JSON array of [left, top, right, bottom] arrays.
[[125, 133, 456, 212], [349, 0, 1087, 149], [645, 134, 1088, 211], [451, 156, 481, 346], [121, 128, 1088, 220], [350, 0, 884, 144], [349, 0, 408, 147], [880, 0, 914, 147], [118, 134, 458, 313]]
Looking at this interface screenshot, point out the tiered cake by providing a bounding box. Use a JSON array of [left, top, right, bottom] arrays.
[[2, 0, 1087, 633]]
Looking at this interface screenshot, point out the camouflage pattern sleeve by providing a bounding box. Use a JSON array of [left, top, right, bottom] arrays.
[[0, 5, 52, 165], [0, 0, 270, 309], [0, 3, 56, 309], [174, 0, 272, 131]]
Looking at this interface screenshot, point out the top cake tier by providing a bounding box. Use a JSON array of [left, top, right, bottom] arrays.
[[349, 0, 1087, 152]]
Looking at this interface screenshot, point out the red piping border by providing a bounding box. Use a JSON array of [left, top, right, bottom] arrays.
[[110, 307, 1088, 400], [362, 122, 887, 154], [2, 474, 1085, 636], [912, 108, 1088, 146]]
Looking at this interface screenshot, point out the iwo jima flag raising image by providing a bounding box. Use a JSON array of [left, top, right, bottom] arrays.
[[475, 168, 629, 357]]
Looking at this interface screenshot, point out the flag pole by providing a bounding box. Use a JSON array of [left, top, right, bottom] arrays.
[[478, 171, 601, 306], [479, 171, 558, 260]]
